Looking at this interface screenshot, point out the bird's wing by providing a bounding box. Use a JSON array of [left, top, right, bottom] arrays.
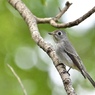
[[63, 40, 86, 78]]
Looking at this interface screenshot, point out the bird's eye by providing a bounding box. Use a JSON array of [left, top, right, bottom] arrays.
[[58, 31, 61, 35]]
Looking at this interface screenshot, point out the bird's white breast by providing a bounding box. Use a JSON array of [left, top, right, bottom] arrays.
[[55, 43, 75, 68]]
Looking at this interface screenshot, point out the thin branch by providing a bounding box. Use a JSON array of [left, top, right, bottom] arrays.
[[54, 1, 72, 21], [8, 0, 77, 95], [7, 64, 28, 95], [64, 6, 95, 27], [35, 17, 52, 23], [36, 1, 72, 23], [36, 5, 95, 28], [50, 6, 95, 28]]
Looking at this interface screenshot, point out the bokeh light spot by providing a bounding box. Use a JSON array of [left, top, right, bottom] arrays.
[[14, 46, 37, 70]]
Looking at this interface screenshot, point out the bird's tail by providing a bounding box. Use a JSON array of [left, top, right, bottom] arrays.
[[83, 70, 95, 87]]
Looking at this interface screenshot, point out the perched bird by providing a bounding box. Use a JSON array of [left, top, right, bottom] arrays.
[[48, 30, 95, 87]]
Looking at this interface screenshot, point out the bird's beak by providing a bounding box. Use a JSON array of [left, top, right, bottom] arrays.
[[48, 32, 54, 35]]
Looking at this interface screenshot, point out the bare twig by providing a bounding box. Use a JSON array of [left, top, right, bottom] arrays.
[[7, 64, 27, 95], [50, 6, 95, 28], [36, 6, 95, 28], [63, 6, 95, 27], [54, 1, 72, 21], [8, 0, 77, 95], [36, 1, 72, 24]]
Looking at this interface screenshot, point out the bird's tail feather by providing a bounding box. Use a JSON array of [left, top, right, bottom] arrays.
[[84, 70, 95, 87]]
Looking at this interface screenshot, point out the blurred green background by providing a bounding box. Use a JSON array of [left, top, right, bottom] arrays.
[[0, 0, 95, 95]]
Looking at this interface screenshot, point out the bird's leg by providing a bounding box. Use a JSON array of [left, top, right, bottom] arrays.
[[66, 67, 71, 76], [67, 67, 71, 72], [56, 63, 71, 76]]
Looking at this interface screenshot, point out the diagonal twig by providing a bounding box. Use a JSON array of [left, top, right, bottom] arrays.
[[7, 64, 27, 95], [36, 1, 72, 24], [50, 6, 95, 28], [54, 1, 72, 21], [36, 4, 95, 28]]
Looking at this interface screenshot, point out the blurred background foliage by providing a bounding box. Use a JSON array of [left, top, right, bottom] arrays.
[[0, 0, 95, 95]]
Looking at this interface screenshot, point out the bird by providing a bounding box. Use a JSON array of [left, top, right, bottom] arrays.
[[48, 30, 95, 87]]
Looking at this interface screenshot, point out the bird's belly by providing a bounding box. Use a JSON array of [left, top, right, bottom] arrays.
[[56, 50, 75, 68]]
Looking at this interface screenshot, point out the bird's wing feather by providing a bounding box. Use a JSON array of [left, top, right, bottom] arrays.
[[63, 40, 86, 78]]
